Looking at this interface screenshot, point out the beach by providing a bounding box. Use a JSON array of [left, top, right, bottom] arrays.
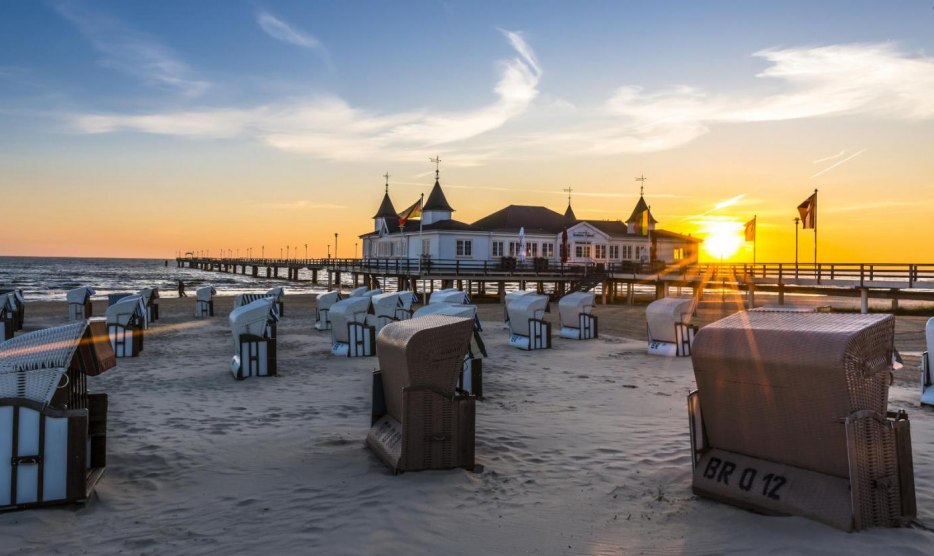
[[1, 294, 932, 554]]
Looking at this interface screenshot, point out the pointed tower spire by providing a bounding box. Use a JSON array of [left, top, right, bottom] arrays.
[[422, 155, 454, 224], [372, 172, 397, 219], [626, 174, 657, 234], [563, 186, 577, 222]]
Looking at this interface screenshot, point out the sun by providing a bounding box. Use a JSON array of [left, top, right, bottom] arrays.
[[701, 220, 744, 261]]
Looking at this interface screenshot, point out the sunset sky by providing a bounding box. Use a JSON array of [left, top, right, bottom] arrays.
[[2, 1, 933, 261]]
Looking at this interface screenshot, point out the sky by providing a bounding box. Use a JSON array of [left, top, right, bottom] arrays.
[[2, 0, 933, 261]]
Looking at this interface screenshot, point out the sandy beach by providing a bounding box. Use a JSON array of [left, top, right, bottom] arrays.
[[1, 293, 932, 555]]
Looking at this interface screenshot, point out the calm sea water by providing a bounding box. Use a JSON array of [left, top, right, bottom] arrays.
[[0, 257, 327, 302]]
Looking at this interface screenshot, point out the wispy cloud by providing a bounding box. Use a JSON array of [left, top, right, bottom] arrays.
[[67, 29, 540, 164], [256, 9, 330, 66], [259, 200, 346, 210], [812, 150, 846, 165], [810, 148, 867, 178], [55, 2, 208, 97]]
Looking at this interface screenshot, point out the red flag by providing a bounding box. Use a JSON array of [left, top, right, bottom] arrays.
[[397, 198, 423, 227], [744, 217, 756, 242], [797, 192, 816, 229]]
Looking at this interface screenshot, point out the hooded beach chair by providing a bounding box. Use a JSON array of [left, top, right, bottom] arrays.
[[136, 287, 159, 325], [67, 287, 95, 321], [329, 296, 375, 357], [233, 287, 284, 317], [646, 297, 697, 356], [0, 290, 24, 333], [558, 292, 598, 340], [229, 298, 279, 379], [104, 295, 146, 357], [366, 315, 477, 473], [395, 290, 417, 321], [688, 311, 916, 531], [349, 286, 369, 297], [266, 287, 285, 316], [506, 294, 551, 350], [0, 295, 16, 341], [367, 292, 402, 333], [429, 288, 471, 305], [0, 320, 115, 511], [922, 317, 934, 407], [314, 291, 342, 331], [195, 285, 216, 317], [503, 290, 534, 329], [413, 303, 487, 397]]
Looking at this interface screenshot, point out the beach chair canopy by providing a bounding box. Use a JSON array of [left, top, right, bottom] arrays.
[[505, 290, 534, 304], [413, 303, 476, 320], [66, 287, 95, 304], [105, 295, 145, 327], [429, 289, 470, 305], [0, 289, 24, 305], [926, 317, 933, 356], [362, 289, 383, 298], [196, 285, 216, 301], [370, 292, 401, 319], [349, 286, 369, 297], [646, 297, 696, 343], [316, 291, 341, 311], [266, 286, 284, 300], [506, 294, 550, 335], [0, 321, 115, 404], [330, 297, 372, 343], [377, 315, 475, 422], [137, 287, 159, 305], [398, 290, 417, 311], [0, 294, 15, 314], [558, 292, 595, 328], [229, 298, 279, 340], [692, 312, 895, 479]]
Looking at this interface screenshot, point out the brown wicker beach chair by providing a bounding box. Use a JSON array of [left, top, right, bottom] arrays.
[[688, 311, 916, 531], [366, 315, 476, 473]]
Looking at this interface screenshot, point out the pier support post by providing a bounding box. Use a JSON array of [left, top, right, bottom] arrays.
[[497, 281, 505, 303], [627, 282, 634, 305], [748, 282, 756, 309], [602, 281, 608, 304], [655, 281, 667, 300], [311, 269, 318, 284], [327, 271, 332, 292], [778, 283, 784, 305], [859, 287, 869, 314], [891, 289, 899, 312]]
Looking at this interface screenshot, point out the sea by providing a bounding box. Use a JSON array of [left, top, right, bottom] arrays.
[[0, 257, 328, 302]]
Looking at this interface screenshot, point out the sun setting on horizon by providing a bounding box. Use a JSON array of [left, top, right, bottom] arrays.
[[699, 220, 745, 262]]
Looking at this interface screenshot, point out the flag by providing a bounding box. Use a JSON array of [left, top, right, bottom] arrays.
[[744, 217, 756, 242], [797, 192, 816, 229], [397, 198, 422, 227], [641, 209, 649, 236]]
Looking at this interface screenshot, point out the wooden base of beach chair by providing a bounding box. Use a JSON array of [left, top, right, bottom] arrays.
[[314, 308, 331, 331], [1, 318, 12, 341], [648, 323, 696, 357], [68, 301, 92, 322], [231, 335, 277, 379], [0, 394, 107, 512], [331, 322, 375, 357], [459, 357, 483, 398], [559, 313, 599, 340], [108, 324, 143, 357], [508, 318, 551, 350], [195, 300, 214, 318]]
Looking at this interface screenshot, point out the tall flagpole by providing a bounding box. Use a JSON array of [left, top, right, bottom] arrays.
[[753, 215, 757, 266], [419, 192, 425, 304], [812, 189, 818, 265]]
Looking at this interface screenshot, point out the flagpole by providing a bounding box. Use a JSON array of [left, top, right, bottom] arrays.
[[418, 193, 425, 304], [812, 189, 818, 266], [794, 217, 800, 279], [753, 215, 757, 267]]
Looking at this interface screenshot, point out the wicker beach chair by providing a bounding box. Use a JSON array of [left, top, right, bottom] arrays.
[[329, 296, 374, 357], [395, 290, 418, 321], [105, 295, 146, 357], [67, 287, 96, 321], [314, 291, 342, 331], [413, 303, 487, 397], [0, 294, 16, 341], [0, 320, 114, 511], [229, 298, 279, 379], [503, 290, 534, 329], [195, 286, 216, 318], [348, 286, 370, 297], [646, 297, 697, 356], [429, 288, 471, 305], [506, 294, 551, 350], [367, 292, 403, 333], [688, 311, 916, 531], [558, 291, 598, 340], [366, 315, 477, 473], [921, 317, 934, 407], [136, 287, 160, 325], [0, 290, 24, 334]]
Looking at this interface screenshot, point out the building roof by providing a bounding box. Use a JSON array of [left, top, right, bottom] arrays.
[[423, 179, 454, 212], [471, 205, 568, 234], [625, 195, 658, 225], [652, 229, 701, 243], [372, 192, 397, 219], [359, 217, 475, 238], [563, 203, 577, 223]]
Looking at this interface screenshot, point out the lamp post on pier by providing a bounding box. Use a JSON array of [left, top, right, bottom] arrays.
[[327, 244, 331, 259], [334, 233, 339, 260]]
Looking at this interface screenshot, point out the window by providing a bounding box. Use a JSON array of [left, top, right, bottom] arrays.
[[622, 245, 633, 260], [422, 239, 430, 256], [673, 247, 684, 260], [542, 243, 554, 258], [378, 242, 390, 257], [492, 241, 504, 257], [456, 239, 473, 257], [609, 245, 619, 259], [527, 242, 538, 257], [508, 241, 520, 256], [574, 244, 592, 258], [595, 244, 607, 259]]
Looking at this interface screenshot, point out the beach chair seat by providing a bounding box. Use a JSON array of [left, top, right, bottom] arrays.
[[229, 298, 279, 379], [329, 297, 374, 357], [67, 287, 96, 321], [413, 303, 487, 397], [194, 286, 216, 317], [646, 297, 696, 356], [105, 295, 146, 357], [921, 317, 934, 407], [688, 311, 916, 531], [314, 291, 342, 331], [0, 320, 115, 512], [136, 287, 159, 325], [366, 315, 476, 473], [506, 294, 551, 350], [558, 291, 598, 340]]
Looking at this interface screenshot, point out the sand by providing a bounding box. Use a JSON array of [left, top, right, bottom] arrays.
[[1, 294, 932, 555]]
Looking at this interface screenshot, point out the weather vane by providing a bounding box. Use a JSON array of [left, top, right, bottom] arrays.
[[563, 186, 573, 205], [635, 174, 647, 196], [382, 171, 391, 193], [430, 156, 441, 179]]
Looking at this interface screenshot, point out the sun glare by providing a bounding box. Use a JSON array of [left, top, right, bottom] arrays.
[[701, 220, 744, 261]]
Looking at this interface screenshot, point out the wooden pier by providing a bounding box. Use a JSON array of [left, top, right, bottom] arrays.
[[176, 257, 934, 313]]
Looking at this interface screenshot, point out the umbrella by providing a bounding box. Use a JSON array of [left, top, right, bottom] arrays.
[[560, 229, 568, 263]]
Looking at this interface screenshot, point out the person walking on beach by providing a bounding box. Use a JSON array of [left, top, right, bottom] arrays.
[[178, 280, 188, 297]]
